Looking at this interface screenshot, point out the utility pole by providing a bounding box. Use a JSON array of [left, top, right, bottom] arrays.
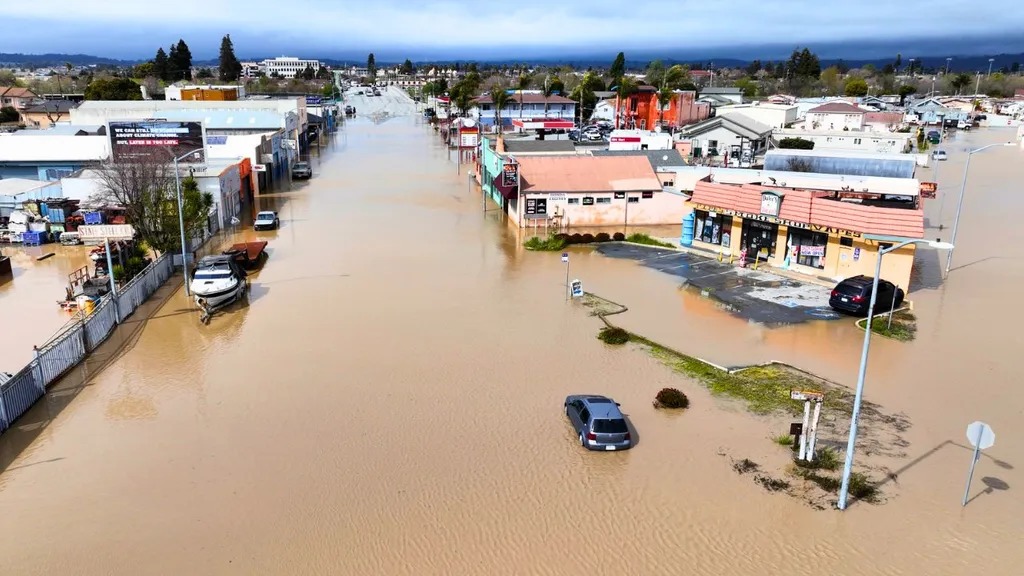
[[987, 58, 995, 76]]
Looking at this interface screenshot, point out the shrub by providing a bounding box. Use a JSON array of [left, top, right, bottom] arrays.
[[553, 233, 569, 244], [581, 233, 595, 243], [568, 233, 583, 245], [626, 233, 674, 248], [773, 434, 795, 446], [848, 472, 878, 501], [655, 387, 690, 409], [595, 232, 611, 242], [793, 447, 841, 471], [524, 236, 567, 251], [612, 232, 626, 241], [597, 326, 629, 345]]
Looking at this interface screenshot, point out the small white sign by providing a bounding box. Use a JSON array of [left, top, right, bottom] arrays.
[[966, 421, 995, 450], [571, 279, 583, 298], [790, 390, 824, 402], [561, 253, 569, 263]]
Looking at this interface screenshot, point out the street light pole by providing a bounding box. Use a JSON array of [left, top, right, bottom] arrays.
[[945, 58, 951, 76], [837, 238, 954, 510], [987, 58, 995, 76], [173, 147, 206, 298], [945, 142, 1015, 275]]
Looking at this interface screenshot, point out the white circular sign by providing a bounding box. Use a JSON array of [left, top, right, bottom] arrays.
[[966, 421, 995, 450]]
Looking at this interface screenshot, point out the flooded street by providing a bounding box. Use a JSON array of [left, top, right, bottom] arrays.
[[0, 108, 1022, 574]]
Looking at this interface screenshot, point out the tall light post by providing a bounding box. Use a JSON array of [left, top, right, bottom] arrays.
[[837, 237, 954, 511], [173, 147, 205, 297], [987, 58, 995, 76], [944, 142, 1016, 275], [945, 58, 952, 76]]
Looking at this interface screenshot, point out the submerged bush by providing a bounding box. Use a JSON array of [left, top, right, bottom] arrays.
[[595, 232, 611, 242], [524, 236, 567, 251], [597, 326, 630, 345], [612, 232, 626, 241], [581, 233, 595, 243], [568, 233, 583, 245], [655, 387, 690, 409]]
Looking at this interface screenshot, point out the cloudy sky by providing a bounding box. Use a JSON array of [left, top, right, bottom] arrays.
[[1, 0, 1022, 60]]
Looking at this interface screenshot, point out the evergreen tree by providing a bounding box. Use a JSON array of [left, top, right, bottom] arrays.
[[300, 64, 315, 81], [400, 59, 414, 75], [609, 52, 626, 81], [168, 44, 179, 80], [154, 47, 169, 81], [366, 53, 376, 81], [218, 34, 242, 81], [171, 39, 193, 81]]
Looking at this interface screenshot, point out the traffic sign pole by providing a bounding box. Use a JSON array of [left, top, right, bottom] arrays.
[[562, 253, 570, 301], [962, 421, 996, 507]]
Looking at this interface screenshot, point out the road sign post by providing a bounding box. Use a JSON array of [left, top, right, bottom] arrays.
[[570, 279, 583, 299], [962, 421, 995, 506], [562, 253, 569, 301]]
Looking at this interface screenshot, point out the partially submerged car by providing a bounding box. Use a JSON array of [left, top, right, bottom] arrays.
[[254, 211, 279, 231], [564, 395, 633, 451]]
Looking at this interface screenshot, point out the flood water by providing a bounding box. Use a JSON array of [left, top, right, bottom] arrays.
[[1, 99, 1022, 574]]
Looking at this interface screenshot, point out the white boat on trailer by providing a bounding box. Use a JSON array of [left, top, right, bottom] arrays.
[[190, 254, 248, 323]]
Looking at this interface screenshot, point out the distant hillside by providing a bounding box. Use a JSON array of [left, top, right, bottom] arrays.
[[0, 52, 133, 66]]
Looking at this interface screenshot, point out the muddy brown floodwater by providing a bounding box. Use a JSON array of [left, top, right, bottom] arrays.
[[0, 111, 1022, 575]]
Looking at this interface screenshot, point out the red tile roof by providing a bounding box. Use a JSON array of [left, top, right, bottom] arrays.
[[517, 155, 661, 193], [807, 102, 865, 114], [691, 181, 923, 238], [474, 93, 577, 105], [0, 87, 36, 99]]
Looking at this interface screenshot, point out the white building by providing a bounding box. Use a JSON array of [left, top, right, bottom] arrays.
[[715, 102, 799, 129], [803, 102, 866, 131], [676, 114, 774, 160], [240, 62, 261, 78], [773, 128, 914, 154], [260, 57, 322, 79], [607, 130, 674, 151], [591, 98, 616, 122]]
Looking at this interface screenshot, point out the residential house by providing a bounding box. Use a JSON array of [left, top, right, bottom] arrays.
[[715, 102, 798, 129], [698, 87, 743, 105], [472, 92, 576, 130], [689, 70, 713, 86], [19, 100, 78, 128], [803, 102, 866, 131], [590, 97, 616, 123], [905, 98, 967, 124], [767, 94, 797, 105], [858, 96, 890, 110], [676, 114, 773, 161], [0, 87, 38, 110], [773, 128, 914, 153], [938, 97, 977, 114]]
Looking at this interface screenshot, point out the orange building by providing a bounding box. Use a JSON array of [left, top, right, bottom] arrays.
[[615, 87, 710, 131], [178, 87, 239, 101]]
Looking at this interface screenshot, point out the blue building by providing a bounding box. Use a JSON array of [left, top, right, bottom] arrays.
[[0, 128, 109, 181]]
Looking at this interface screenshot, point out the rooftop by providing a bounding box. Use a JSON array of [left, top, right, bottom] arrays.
[[589, 148, 686, 170], [0, 134, 110, 162], [474, 93, 576, 105], [501, 139, 576, 153], [692, 180, 923, 238], [807, 102, 866, 114], [763, 149, 918, 179], [678, 114, 773, 139], [701, 87, 742, 95], [517, 155, 661, 194]]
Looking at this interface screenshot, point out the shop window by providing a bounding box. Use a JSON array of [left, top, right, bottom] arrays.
[[567, 198, 579, 204], [786, 229, 828, 269], [628, 197, 639, 203], [854, 138, 862, 145], [642, 191, 654, 199], [596, 198, 611, 204], [840, 236, 853, 247], [708, 140, 718, 150], [693, 210, 732, 247]]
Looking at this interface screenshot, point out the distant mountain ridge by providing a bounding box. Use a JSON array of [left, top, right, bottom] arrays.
[[4, 50, 1023, 74]]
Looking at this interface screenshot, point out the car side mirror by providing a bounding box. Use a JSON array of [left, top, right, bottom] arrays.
[[616, 403, 621, 407]]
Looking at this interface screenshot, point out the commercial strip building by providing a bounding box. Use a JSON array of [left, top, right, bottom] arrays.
[[685, 179, 924, 288], [472, 93, 577, 130], [476, 136, 687, 228]]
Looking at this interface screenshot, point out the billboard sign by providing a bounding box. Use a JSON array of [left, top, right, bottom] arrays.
[[501, 161, 518, 188], [108, 120, 206, 163]]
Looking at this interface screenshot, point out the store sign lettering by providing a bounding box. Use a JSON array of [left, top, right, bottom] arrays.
[[760, 192, 782, 217], [692, 203, 861, 238]]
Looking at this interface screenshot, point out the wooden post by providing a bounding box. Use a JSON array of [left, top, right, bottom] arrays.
[[806, 400, 823, 460], [798, 400, 811, 460]]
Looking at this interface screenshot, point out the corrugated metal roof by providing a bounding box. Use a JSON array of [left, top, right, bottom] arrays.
[[764, 150, 917, 178], [502, 139, 576, 153], [0, 135, 110, 162], [0, 178, 53, 196], [590, 148, 686, 170]]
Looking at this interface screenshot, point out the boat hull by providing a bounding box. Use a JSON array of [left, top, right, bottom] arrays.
[[192, 279, 246, 311]]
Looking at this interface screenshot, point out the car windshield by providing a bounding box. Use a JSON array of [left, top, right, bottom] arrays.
[[257, 213, 274, 219], [294, 163, 309, 169], [593, 419, 628, 433], [195, 270, 233, 280]]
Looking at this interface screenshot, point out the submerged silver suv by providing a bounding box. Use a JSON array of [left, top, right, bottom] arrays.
[[564, 395, 633, 451]]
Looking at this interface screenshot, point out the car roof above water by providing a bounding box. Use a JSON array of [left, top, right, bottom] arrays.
[[568, 395, 625, 419]]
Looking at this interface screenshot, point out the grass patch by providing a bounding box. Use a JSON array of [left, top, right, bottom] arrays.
[[754, 475, 791, 492], [597, 326, 630, 345], [794, 468, 841, 492], [793, 447, 841, 471], [848, 472, 879, 502], [625, 233, 675, 248], [523, 235, 567, 251], [773, 434, 795, 446], [858, 310, 917, 342]]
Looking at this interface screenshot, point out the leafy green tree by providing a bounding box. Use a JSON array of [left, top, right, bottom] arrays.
[[92, 154, 214, 254], [897, 84, 917, 105], [132, 62, 156, 79], [844, 77, 869, 96], [218, 34, 242, 81], [819, 66, 841, 95], [196, 68, 214, 79], [0, 106, 20, 123], [367, 53, 376, 81], [154, 47, 169, 81], [400, 59, 414, 75], [569, 70, 603, 124], [84, 77, 143, 100], [516, 73, 531, 118], [614, 76, 639, 128]]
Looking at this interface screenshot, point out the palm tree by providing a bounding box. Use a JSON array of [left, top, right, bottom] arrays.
[[489, 84, 513, 133], [614, 76, 638, 129], [656, 86, 674, 128], [654, 65, 687, 128], [542, 74, 555, 117], [516, 73, 531, 119]]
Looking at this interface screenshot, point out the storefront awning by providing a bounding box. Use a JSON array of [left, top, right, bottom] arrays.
[[511, 119, 575, 130]]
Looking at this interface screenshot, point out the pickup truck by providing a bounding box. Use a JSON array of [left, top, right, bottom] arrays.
[[254, 211, 279, 231]]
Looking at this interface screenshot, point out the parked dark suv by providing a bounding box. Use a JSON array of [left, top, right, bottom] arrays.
[[564, 395, 633, 451], [829, 275, 904, 316]]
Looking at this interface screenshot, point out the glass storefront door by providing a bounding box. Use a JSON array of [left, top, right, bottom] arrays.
[[740, 219, 779, 259]]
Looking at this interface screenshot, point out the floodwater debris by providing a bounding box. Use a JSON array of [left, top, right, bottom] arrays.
[[653, 387, 690, 409], [733, 458, 760, 474]]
